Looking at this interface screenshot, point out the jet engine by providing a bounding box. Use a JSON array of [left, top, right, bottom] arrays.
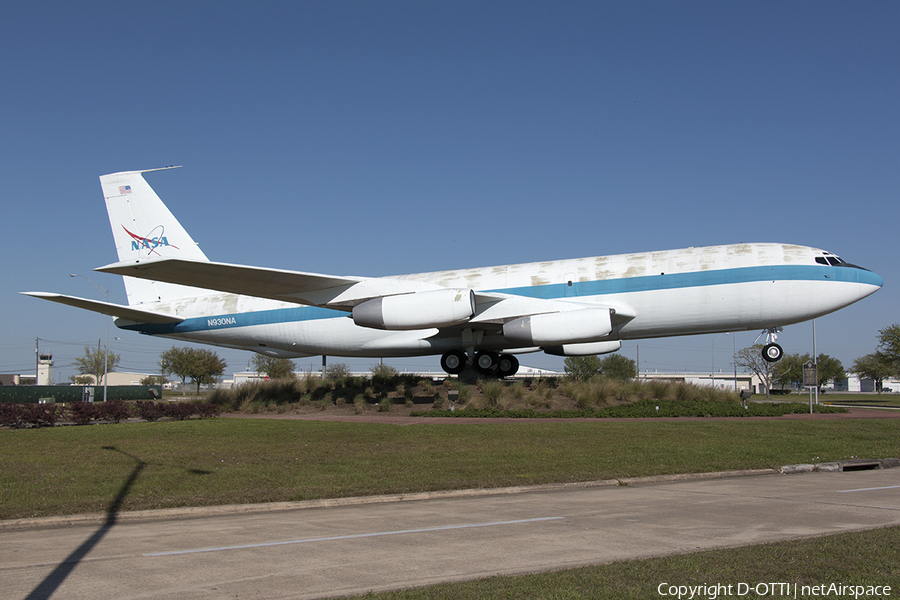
[[502, 308, 613, 346], [352, 288, 475, 330]]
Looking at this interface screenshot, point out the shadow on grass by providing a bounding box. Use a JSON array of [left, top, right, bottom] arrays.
[[24, 446, 146, 600]]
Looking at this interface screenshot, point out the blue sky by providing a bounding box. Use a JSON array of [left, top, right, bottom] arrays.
[[2, 1, 897, 381]]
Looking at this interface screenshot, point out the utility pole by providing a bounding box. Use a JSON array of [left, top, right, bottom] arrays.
[[733, 333, 737, 392]]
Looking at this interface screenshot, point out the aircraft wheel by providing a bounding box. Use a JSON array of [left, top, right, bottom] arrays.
[[475, 351, 498, 374], [440, 350, 467, 375], [497, 354, 519, 378], [762, 343, 783, 363]]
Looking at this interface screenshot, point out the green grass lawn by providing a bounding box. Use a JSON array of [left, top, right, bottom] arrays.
[[758, 393, 900, 408], [3, 416, 898, 600], [1, 418, 898, 519]]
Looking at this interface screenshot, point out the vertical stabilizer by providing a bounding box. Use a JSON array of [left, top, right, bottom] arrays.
[[101, 167, 210, 306]]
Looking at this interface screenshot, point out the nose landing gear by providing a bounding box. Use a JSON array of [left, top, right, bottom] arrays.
[[762, 342, 784, 362], [758, 327, 784, 363]]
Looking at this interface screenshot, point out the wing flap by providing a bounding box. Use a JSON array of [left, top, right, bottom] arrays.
[[22, 292, 185, 324]]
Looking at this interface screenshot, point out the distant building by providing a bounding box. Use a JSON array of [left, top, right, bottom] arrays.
[[0, 374, 21, 386], [639, 370, 759, 393], [75, 371, 162, 386], [831, 374, 900, 393]]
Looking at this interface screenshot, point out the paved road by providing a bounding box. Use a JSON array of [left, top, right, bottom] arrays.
[[3, 468, 899, 600]]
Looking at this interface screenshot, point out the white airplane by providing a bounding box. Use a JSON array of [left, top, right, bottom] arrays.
[[25, 167, 883, 377]]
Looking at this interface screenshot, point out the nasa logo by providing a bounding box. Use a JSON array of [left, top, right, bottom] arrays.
[[123, 226, 180, 256]]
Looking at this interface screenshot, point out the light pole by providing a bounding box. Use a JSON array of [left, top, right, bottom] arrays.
[[71, 274, 108, 403], [733, 333, 738, 392], [712, 333, 728, 389]]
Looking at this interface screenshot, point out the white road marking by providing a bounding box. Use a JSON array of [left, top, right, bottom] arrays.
[[143, 516, 565, 557], [836, 485, 900, 493]]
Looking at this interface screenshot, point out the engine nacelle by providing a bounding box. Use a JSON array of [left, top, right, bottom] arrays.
[[352, 288, 475, 330], [543, 340, 622, 357], [502, 308, 613, 346]]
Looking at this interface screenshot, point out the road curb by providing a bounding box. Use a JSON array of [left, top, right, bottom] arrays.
[[780, 457, 899, 474], [0, 468, 778, 531]]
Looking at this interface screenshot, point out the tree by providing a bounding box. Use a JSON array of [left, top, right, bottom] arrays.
[[159, 347, 227, 394], [773, 353, 845, 392], [252, 355, 296, 379], [815, 354, 846, 389], [564, 354, 637, 381], [72, 344, 120, 385], [853, 352, 893, 393], [564, 355, 603, 380], [369, 362, 399, 381], [734, 344, 774, 398], [324, 362, 352, 380], [772, 353, 805, 391], [599, 354, 638, 381], [876, 324, 900, 375]]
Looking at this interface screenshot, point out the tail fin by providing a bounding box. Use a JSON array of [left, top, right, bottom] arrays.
[[101, 167, 210, 306]]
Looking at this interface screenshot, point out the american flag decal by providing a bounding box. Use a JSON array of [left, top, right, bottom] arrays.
[[119, 185, 132, 194]]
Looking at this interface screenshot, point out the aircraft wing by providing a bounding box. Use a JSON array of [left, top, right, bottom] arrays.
[[95, 258, 447, 308], [94, 259, 637, 329], [21, 292, 185, 324]]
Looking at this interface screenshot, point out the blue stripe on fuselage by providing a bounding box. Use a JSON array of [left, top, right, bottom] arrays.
[[117, 264, 880, 335], [495, 263, 880, 299], [118, 305, 346, 335]]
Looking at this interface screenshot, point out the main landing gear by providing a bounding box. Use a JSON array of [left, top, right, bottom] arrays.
[[440, 350, 519, 377]]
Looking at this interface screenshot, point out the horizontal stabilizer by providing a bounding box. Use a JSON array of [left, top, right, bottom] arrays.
[[21, 292, 185, 324]]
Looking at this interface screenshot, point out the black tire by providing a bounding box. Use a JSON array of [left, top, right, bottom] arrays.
[[440, 350, 467, 375], [497, 354, 519, 378], [762, 343, 783, 363], [475, 351, 498, 374]]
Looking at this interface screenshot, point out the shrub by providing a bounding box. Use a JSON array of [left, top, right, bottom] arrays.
[[0, 403, 24, 427], [96, 399, 130, 423], [31, 404, 64, 427], [324, 362, 351, 381], [0, 404, 64, 428], [163, 402, 195, 421], [193, 402, 220, 419], [134, 401, 164, 422], [482, 381, 505, 407], [68, 401, 98, 425], [369, 363, 398, 383]]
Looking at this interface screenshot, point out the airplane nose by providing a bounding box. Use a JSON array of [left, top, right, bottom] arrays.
[[860, 269, 884, 289]]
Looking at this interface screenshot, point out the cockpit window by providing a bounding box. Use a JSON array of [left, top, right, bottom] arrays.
[[817, 254, 849, 267]]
